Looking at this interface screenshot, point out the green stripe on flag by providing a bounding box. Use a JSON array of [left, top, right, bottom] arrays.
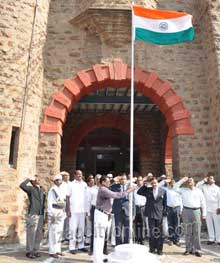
[[135, 27, 195, 45]]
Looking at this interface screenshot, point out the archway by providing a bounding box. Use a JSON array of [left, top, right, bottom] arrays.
[[38, 59, 194, 179], [66, 114, 150, 157], [61, 114, 150, 175], [40, 60, 194, 138]]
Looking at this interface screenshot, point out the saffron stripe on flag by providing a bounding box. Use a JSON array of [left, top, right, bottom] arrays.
[[133, 5, 187, 19]]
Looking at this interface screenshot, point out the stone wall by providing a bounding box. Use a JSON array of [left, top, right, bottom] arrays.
[[162, 0, 220, 180], [201, 1, 220, 178], [1, 0, 220, 244], [74, 0, 157, 16], [40, 0, 218, 180], [36, 133, 61, 189], [0, 0, 50, 243], [41, 0, 157, 115], [147, 0, 216, 178]]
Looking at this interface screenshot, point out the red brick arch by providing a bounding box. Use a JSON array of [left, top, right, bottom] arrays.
[[67, 114, 150, 156], [40, 59, 194, 138]]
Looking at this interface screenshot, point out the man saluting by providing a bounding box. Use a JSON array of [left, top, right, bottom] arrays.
[[137, 177, 167, 255], [20, 175, 45, 259]]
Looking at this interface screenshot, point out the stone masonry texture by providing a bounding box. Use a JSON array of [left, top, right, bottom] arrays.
[[0, 0, 220, 243]]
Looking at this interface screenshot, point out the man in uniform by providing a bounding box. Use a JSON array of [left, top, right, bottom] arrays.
[[48, 174, 65, 258]]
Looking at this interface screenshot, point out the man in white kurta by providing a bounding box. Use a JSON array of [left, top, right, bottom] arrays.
[[48, 174, 65, 258], [197, 174, 220, 244], [66, 170, 89, 253], [59, 171, 71, 241]]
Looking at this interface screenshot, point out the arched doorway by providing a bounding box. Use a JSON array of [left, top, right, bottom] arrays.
[[61, 114, 150, 176], [74, 128, 140, 175], [37, 60, 194, 181]]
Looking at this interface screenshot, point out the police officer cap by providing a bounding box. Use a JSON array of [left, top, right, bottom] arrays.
[[53, 174, 62, 181]]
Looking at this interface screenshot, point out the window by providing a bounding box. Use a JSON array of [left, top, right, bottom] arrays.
[[9, 127, 19, 168]]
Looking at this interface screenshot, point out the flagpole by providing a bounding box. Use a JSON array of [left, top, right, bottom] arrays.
[[129, 1, 135, 244]]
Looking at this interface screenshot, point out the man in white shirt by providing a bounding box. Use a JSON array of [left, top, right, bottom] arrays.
[[60, 171, 71, 241], [66, 170, 89, 254], [48, 174, 65, 258], [159, 177, 182, 246], [196, 174, 220, 245], [174, 177, 206, 257], [134, 176, 146, 244], [85, 176, 95, 246], [88, 174, 102, 255]]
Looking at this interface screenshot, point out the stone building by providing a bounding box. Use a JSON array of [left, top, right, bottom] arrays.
[[0, 0, 220, 243]]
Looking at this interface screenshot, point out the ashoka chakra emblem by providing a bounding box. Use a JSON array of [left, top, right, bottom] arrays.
[[159, 22, 168, 31]]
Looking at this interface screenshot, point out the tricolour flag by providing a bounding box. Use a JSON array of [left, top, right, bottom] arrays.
[[133, 5, 195, 45]]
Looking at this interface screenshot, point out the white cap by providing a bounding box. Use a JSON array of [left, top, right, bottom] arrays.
[[160, 174, 166, 178], [147, 173, 153, 177], [107, 173, 113, 178], [53, 174, 62, 181], [95, 174, 102, 179], [60, 171, 70, 176]]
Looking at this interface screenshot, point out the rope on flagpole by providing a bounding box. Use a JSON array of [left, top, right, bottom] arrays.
[[129, 1, 135, 244]]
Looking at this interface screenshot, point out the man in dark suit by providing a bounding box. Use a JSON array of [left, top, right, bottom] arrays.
[[137, 177, 167, 255], [111, 173, 129, 245], [133, 176, 146, 244], [20, 175, 46, 259]]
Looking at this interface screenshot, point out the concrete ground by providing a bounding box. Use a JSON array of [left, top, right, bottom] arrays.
[[0, 239, 220, 263]]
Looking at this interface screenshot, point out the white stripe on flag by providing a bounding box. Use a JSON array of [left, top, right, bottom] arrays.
[[133, 14, 192, 33]]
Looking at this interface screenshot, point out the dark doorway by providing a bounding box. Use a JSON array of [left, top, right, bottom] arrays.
[[96, 153, 115, 174], [76, 128, 140, 176]]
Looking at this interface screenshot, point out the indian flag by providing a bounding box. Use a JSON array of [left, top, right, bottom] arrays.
[[133, 5, 195, 45]]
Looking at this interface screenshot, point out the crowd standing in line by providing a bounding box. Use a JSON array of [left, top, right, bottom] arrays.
[[20, 170, 220, 260]]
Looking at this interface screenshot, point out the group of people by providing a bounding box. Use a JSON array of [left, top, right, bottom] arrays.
[[20, 170, 220, 262]]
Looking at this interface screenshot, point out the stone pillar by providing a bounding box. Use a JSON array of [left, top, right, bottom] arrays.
[[165, 164, 173, 178], [36, 133, 61, 190]]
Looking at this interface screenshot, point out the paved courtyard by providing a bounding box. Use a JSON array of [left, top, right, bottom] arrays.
[[0, 240, 220, 263]]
